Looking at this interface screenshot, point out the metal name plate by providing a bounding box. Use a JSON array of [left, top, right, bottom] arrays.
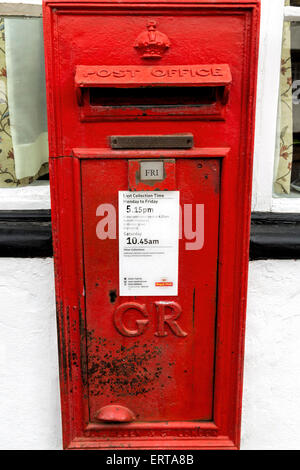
[[110, 134, 194, 149], [140, 161, 164, 181]]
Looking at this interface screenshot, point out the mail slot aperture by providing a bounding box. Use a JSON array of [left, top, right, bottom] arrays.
[[89, 86, 218, 107]]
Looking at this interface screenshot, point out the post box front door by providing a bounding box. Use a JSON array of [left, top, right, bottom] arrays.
[[43, 0, 260, 449], [82, 157, 220, 424]]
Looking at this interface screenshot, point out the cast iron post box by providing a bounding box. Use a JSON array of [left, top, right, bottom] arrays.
[[43, 0, 260, 450]]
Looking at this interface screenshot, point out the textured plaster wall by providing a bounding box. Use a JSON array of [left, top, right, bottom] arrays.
[[0, 258, 300, 449], [241, 260, 300, 450], [0, 258, 62, 450]]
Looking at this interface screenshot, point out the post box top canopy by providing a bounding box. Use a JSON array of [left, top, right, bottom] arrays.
[[75, 65, 232, 88]]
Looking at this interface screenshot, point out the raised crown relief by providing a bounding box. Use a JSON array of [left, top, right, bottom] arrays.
[[134, 20, 171, 59]]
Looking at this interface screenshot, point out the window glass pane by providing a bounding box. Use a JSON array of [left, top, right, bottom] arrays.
[[4, 17, 48, 180], [291, 22, 300, 193], [290, 1, 300, 5], [274, 21, 300, 196], [0, 17, 49, 188]]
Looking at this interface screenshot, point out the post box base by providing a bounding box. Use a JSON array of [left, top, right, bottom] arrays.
[[67, 438, 238, 450]]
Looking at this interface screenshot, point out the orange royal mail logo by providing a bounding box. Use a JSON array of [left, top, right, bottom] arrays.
[[155, 280, 174, 287]]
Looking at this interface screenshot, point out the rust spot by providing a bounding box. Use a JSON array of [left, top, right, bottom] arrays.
[[56, 300, 67, 383], [66, 306, 72, 383], [87, 330, 167, 398], [79, 304, 88, 387]]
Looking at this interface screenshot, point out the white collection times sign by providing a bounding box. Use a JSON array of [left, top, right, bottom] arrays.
[[119, 191, 179, 296]]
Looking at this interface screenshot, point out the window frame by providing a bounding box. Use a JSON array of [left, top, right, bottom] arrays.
[[0, 2, 50, 211], [253, 0, 300, 212]]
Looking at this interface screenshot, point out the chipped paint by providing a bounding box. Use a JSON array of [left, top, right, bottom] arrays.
[[86, 330, 174, 399]]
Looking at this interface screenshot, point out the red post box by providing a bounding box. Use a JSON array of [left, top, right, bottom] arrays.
[[43, 0, 260, 450]]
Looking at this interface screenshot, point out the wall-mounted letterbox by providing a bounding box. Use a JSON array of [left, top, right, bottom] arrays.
[[43, 0, 260, 450]]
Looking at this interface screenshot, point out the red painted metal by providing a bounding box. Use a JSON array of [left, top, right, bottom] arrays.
[[82, 156, 219, 425], [43, 0, 260, 450], [75, 64, 232, 87], [95, 405, 136, 423], [134, 20, 171, 59]]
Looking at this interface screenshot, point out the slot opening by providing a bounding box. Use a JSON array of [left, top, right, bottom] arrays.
[[89, 86, 219, 108]]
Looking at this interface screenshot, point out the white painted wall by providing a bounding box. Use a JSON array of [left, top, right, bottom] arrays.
[[0, 0, 42, 5], [0, 258, 300, 450], [242, 260, 300, 450], [0, 258, 62, 450]]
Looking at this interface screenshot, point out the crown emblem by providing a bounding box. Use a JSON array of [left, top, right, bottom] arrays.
[[134, 20, 171, 59]]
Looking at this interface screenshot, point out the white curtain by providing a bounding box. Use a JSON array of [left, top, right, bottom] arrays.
[[4, 17, 48, 180], [274, 0, 293, 194]]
